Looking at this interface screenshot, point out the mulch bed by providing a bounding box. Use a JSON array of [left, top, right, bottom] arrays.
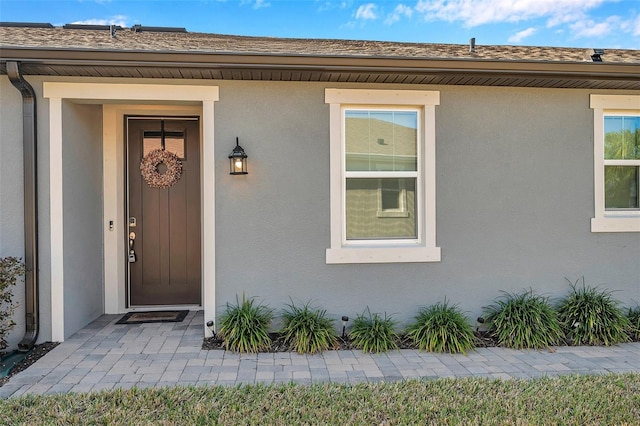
[[201, 331, 502, 352], [0, 342, 59, 387]]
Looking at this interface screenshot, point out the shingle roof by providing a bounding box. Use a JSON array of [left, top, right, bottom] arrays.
[[1, 24, 639, 89], [1, 25, 638, 64]]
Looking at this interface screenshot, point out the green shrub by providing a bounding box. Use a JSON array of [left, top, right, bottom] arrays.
[[218, 294, 273, 353], [406, 300, 477, 354], [628, 306, 640, 341], [349, 308, 398, 353], [281, 301, 336, 354], [0, 257, 25, 351], [484, 289, 564, 349], [557, 279, 630, 346]]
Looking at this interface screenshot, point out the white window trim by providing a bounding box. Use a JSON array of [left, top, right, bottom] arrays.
[[590, 94, 640, 233], [325, 89, 441, 263]]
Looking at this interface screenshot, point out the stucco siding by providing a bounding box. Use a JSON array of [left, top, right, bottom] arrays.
[[0, 76, 54, 346], [0, 77, 26, 349], [61, 101, 104, 338], [0, 77, 638, 345], [214, 81, 639, 328]]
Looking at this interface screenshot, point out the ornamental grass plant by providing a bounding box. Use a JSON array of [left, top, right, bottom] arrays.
[[628, 306, 640, 341], [349, 307, 398, 353], [281, 301, 336, 354], [406, 300, 477, 354], [483, 289, 564, 349], [218, 294, 273, 353], [557, 279, 630, 346]]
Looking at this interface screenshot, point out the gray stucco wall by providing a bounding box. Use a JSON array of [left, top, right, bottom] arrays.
[[61, 101, 104, 338], [1, 77, 104, 346], [1, 76, 54, 347], [214, 81, 639, 329], [0, 76, 638, 345], [0, 78, 26, 349]]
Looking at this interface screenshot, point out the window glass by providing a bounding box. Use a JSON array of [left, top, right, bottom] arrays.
[[380, 179, 403, 211], [143, 137, 162, 156], [605, 166, 639, 209], [143, 131, 185, 159], [345, 110, 417, 172], [164, 136, 185, 159], [604, 116, 640, 160], [346, 178, 416, 240]]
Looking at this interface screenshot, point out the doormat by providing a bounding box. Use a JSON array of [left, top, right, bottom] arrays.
[[116, 310, 189, 325]]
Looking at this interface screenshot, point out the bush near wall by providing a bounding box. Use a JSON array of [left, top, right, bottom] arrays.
[[0, 257, 24, 352], [557, 279, 630, 346], [482, 289, 564, 350], [628, 307, 640, 341], [406, 300, 477, 354], [214, 284, 638, 354]]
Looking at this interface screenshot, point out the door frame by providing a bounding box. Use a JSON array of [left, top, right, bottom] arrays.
[[43, 83, 218, 341]]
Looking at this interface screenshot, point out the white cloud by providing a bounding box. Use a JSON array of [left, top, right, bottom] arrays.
[[240, 0, 270, 9], [316, 0, 352, 11], [253, 0, 270, 9], [508, 27, 537, 43], [569, 15, 621, 38], [633, 15, 640, 36], [385, 4, 413, 25], [355, 3, 378, 20], [71, 15, 128, 27], [414, 0, 609, 28]]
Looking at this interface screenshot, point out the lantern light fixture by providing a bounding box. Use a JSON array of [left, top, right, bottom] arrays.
[[228, 137, 248, 175], [206, 320, 216, 337], [341, 316, 349, 338]]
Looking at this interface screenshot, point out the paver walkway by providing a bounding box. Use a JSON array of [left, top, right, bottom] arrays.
[[2, 310, 640, 398]]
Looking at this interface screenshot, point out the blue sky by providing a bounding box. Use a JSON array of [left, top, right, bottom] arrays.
[[1, 0, 639, 48]]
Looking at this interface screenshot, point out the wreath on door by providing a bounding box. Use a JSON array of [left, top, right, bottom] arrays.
[[140, 149, 182, 189]]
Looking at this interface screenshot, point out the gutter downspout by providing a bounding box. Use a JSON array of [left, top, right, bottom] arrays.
[[7, 61, 39, 352]]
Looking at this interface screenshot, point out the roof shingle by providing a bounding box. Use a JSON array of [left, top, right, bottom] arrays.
[[1, 25, 639, 64]]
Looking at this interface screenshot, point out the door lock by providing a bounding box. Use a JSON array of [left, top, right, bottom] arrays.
[[129, 231, 137, 263]]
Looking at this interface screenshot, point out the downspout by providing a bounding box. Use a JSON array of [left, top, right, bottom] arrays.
[[7, 61, 39, 352]]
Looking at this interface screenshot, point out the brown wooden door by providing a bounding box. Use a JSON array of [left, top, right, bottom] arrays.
[[127, 118, 201, 306]]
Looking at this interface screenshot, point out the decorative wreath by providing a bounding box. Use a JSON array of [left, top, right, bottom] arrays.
[[140, 149, 182, 189]]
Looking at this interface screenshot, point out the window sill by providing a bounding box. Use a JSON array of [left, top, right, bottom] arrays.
[[376, 210, 410, 218], [326, 246, 441, 264], [591, 217, 640, 233]]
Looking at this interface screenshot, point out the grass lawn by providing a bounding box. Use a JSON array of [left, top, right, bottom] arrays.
[[2, 374, 639, 425]]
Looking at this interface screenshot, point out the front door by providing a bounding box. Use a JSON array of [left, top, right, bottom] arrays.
[[126, 117, 201, 306]]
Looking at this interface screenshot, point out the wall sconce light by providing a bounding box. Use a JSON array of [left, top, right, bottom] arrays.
[[228, 137, 248, 175]]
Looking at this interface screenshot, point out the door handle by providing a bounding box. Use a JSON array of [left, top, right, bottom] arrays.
[[129, 232, 137, 262]]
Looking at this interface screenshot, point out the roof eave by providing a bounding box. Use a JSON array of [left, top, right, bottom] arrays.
[[1, 46, 639, 89]]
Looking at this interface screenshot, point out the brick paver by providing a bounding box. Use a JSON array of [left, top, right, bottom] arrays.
[[2, 311, 640, 398]]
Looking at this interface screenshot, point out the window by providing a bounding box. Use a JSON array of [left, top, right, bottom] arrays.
[[143, 130, 185, 159], [325, 89, 441, 263], [590, 95, 640, 232]]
